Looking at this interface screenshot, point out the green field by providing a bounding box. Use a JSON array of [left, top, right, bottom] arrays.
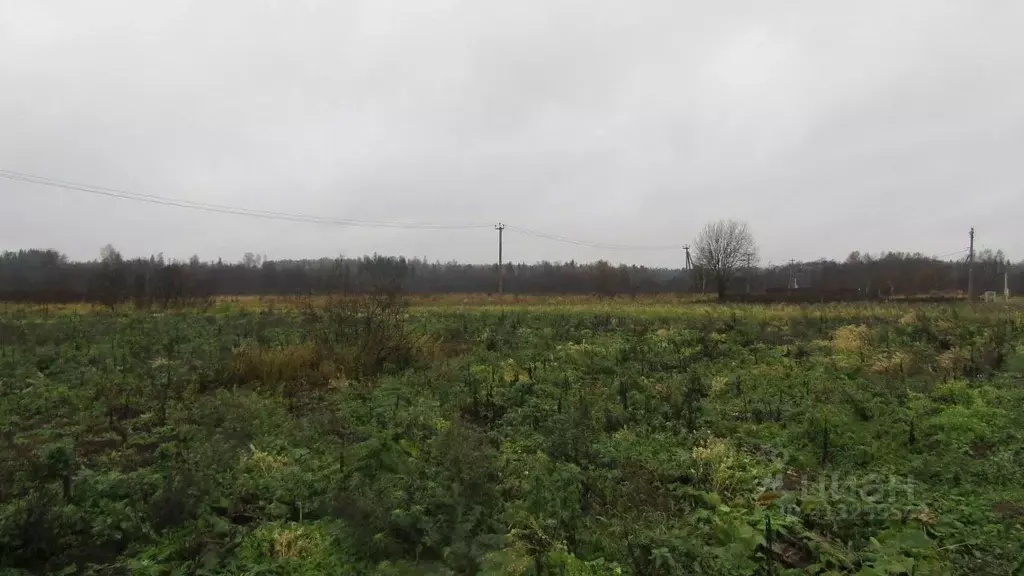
[[2, 297, 1023, 575]]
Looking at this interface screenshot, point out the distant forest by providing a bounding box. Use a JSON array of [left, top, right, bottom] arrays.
[[0, 246, 1018, 304]]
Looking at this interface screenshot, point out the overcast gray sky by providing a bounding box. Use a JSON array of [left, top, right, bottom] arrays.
[[2, 0, 1021, 267]]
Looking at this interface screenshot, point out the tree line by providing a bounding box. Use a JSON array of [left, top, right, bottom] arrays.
[[0, 244, 1018, 304], [0, 247, 692, 304]]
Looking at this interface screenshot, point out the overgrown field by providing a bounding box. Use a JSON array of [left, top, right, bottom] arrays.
[[2, 297, 1023, 574]]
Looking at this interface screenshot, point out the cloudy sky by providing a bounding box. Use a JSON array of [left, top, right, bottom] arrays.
[[1, 0, 1021, 267]]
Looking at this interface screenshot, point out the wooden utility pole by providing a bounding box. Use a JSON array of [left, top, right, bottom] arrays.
[[682, 245, 692, 292], [496, 223, 505, 295], [967, 227, 975, 302], [745, 252, 754, 293]]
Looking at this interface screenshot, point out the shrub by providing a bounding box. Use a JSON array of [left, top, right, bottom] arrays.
[[302, 293, 424, 379]]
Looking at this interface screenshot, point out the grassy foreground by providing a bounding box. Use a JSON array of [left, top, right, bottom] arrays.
[[1, 297, 1023, 574]]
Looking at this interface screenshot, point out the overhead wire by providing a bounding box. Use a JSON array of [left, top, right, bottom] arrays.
[[0, 169, 490, 230], [5, 168, 985, 259], [933, 248, 970, 260], [2, 168, 683, 251], [504, 224, 681, 252]]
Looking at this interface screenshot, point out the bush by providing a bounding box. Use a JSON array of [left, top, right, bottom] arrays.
[[302, 293, 424, 379]]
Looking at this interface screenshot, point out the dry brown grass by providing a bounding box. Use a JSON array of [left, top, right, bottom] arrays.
[[869, 351, 913, 374], [215, 292, 713, 310], [937, 348, 969, 376], [229, 343, 327, 388], [833, 324, 871, 352], [271, 525, 318, 559]]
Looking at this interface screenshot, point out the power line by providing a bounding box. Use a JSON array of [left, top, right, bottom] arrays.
[[933, 248, 969, 259], [8, 168, 983, 260], [2, 168, 685, 252], [504, 224, 680, 252], [0, 169, 490, 230]]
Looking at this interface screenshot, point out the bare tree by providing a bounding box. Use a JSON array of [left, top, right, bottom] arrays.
[[693, 219, 758, 298]]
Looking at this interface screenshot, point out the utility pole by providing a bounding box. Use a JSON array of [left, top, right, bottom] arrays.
[[682, 245, 692, 292], [745, 252, 754, 293], [788, 259, 797, 289], [496, 223, 505, 295], [967, 227, 975, 302]]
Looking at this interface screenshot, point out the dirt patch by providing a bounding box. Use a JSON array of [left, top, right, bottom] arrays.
[[782, 468, 805, 491], [771, 536, 812, 569], [994, 500, 1024, 519], [970, 442, 994, 458]]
